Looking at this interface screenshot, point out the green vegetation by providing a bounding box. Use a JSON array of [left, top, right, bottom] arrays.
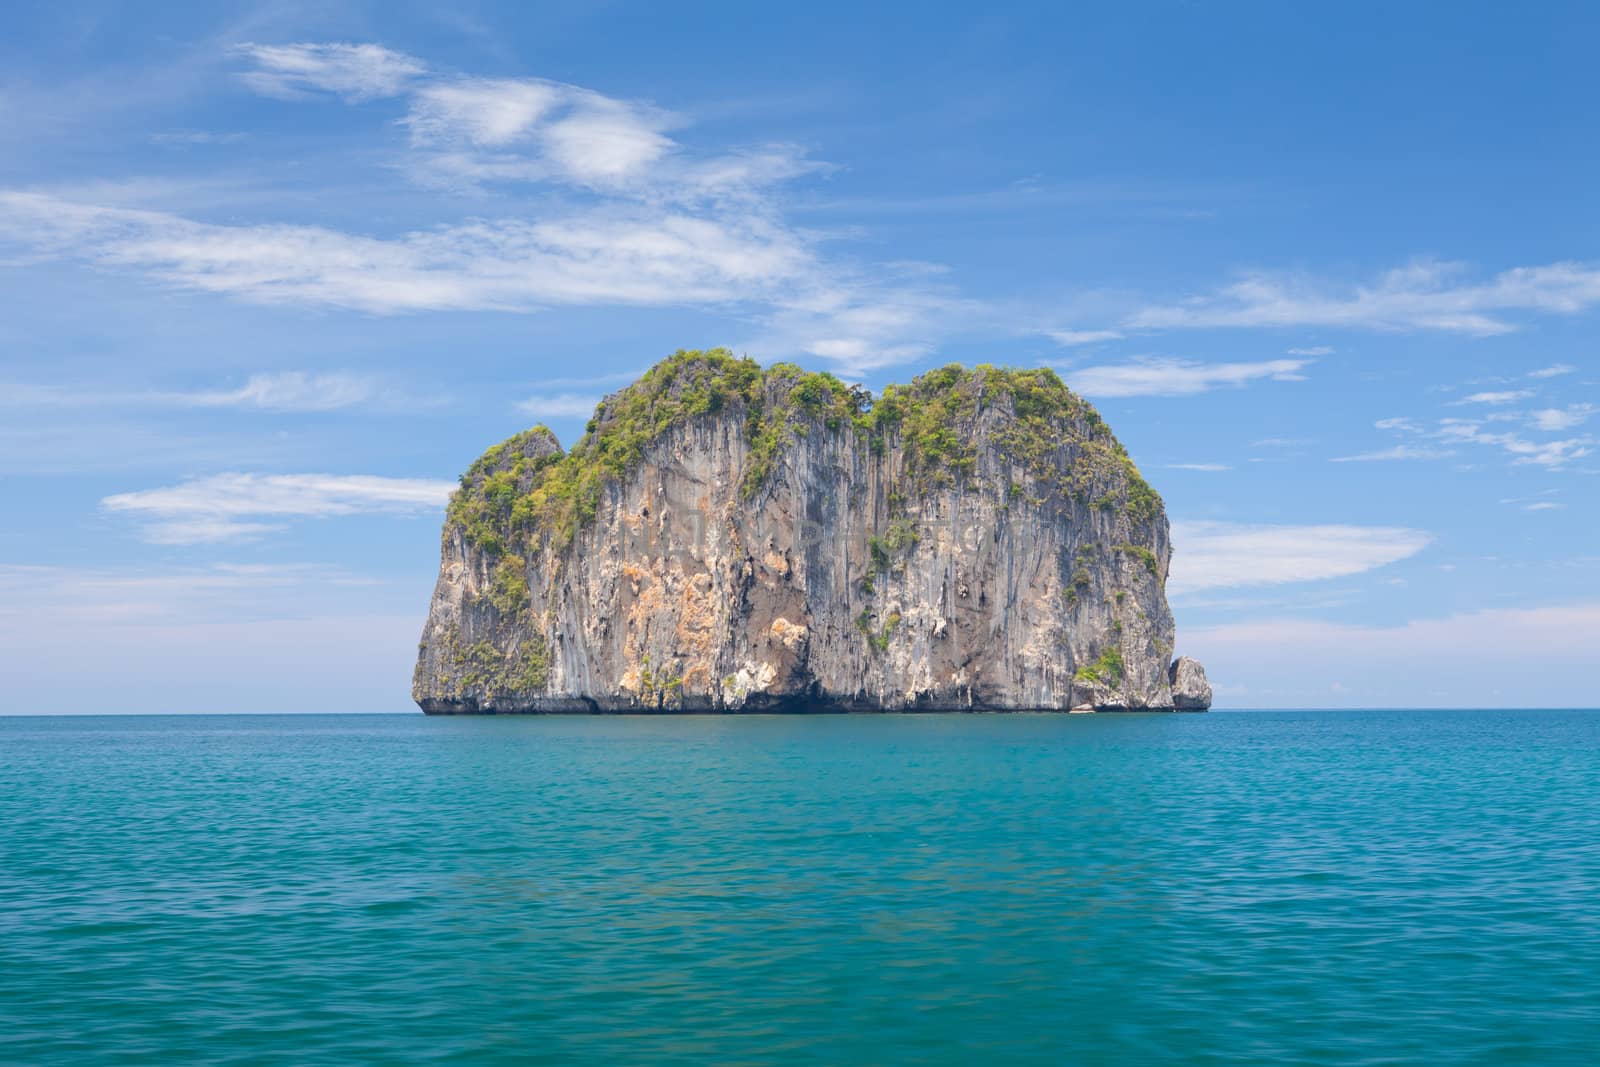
[[635, 655, 686, 707], [447, 427, 563, 557], [883, 517, 918, 552], [868, 536, 891, 574], [452, 349, 873, 556], [855, 608, 902, 653], [868, 517, 919, 577], [864, 610, 902, 654], [447, 630, 549, 696], [486, 556, 530, 614], [448, 349, 1164, 565], [507, 634, 551, 692], [1116, 543, 1161, 579], [867, 364, 1160, 519], [1074, 646, 1125, 687]]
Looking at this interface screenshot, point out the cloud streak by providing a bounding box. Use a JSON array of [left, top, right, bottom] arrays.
[[1331, 444, 1457, 463], [1, 372, 396, 412], [1529, 404, 1596, 432], [1346, 392, 1598, 469], [1129, 259, 1600, 335], [102, 472, 455, 543], [1063, 357, 1309, 398], [234, 42, 426, 101], [1048, 329, 1123, 347], [0, 191, 812, 313], [1168, 520, 1432, 595], [1453, 389, 1533, 405], [516, 393, 600, 418], [12, 41, 1600, 381], [0, 40, 949, 375]]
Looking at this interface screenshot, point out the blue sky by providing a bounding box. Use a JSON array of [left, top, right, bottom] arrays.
[[3, 1, 1597, 711]]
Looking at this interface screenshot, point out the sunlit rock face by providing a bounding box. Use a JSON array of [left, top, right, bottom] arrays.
[[414, 350, 1209, 713], [1168, 656, 1214, 711]]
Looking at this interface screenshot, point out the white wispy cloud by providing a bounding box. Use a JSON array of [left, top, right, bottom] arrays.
[[540, 94, 676, 185], [1432, 419, 1594, 467], [1452, 389, 1533, 405], [1529, 404, 1596, 432], [405, 78, 563, 146], [234, 42, 426, 101], [1488, 433, 1593, 467], [1287, 345, 1334, 355], [402, 77, 683, 191], [0, 42, 932, 377], [1167, 520, 1432, 595], [1330, 444, 1457, 462], [1165, 462, 1231, 471], [1048, 329, 1123, 347], [1353, 401, 1598, 468], [102, 472, 456, 543], [1, 372, 392, 412], [753, 283, 993, 376], [1499, 489, 1561, 506], [1062, 357, 1310, 398], [1528, 363, 1576, 379], [516, 393, 599, 418], [0, 44, 985, 376], [0, 191, 811, 313], [16, 41, 1600, 381], [237, 43, 814, 205], [149, 129, 248, 146], [192, 372, 376, 411], [1128, 259, 1600, 335]]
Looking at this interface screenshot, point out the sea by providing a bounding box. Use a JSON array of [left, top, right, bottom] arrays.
[[2, 710, 1597, 1065]]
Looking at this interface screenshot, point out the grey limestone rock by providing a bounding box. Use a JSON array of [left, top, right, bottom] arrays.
[[413, 350, 1210, 713], [1168, 655, 1213, 711]]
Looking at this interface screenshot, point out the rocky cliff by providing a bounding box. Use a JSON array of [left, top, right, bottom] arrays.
[[413, 349, 1211, 713]]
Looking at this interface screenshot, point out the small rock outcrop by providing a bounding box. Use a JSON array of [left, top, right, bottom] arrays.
[[1168, 656, 1213, 710], [413, 349, 1211, 713]]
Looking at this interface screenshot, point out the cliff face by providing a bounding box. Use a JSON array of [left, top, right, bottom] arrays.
[[413, 350, 1210, 713]]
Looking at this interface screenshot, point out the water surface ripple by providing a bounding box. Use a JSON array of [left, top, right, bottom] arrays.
[[3, 710, 1597, 1064]]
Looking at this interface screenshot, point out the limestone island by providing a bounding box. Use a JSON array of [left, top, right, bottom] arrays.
[[414, 349, 1212, 713]]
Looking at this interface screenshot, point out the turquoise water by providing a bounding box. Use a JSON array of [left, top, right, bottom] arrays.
[[2, 711, 1598, 1065]]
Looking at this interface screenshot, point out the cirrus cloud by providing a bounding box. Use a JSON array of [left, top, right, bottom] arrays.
[[0, 40, 950, 376], [1167, 520, 1432, 595], [516, 393, 600, 418], [102, 472, 456, 544], [234, 42, 426, 102], [1063, 357, 1310, 398], [1129, 259, 1600, 336]]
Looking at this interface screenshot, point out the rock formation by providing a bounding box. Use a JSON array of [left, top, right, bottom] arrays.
[[1168, 656, 1213, 710], [413, 349, 1211, 713]]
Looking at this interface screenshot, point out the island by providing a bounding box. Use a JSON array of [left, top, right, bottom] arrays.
[[413, 349, 1212, 713]]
